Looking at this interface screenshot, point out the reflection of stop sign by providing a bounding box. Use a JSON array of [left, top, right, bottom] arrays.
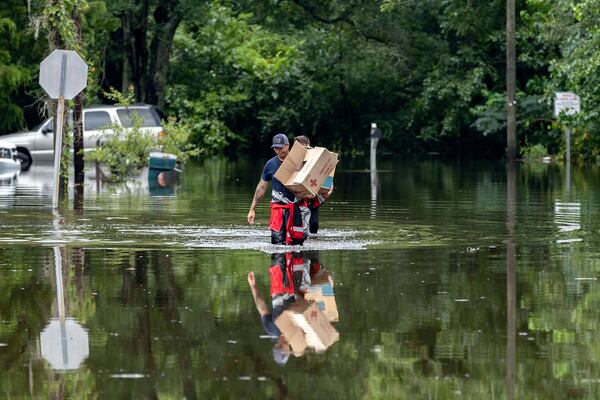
[[39, 49, 88, 100], [40, 318, 89, 370]]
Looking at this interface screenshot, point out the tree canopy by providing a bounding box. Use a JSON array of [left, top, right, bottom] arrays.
[[1, 0, 600, 160]]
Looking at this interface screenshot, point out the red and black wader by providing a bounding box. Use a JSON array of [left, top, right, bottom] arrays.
[[269, 201, 307, 245]]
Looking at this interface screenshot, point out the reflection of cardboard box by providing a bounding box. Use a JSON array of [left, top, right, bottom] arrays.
[[275, 299, 339, 356], [305, 273, 338, 322], [275, 145, 338, 197]]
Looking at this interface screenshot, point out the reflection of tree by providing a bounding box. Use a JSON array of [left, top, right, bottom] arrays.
[[0, 247, 99, 398], [505, 161, 517, 400], [7, 232, 600, 398]]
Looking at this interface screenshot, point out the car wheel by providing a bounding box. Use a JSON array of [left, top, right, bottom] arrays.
[[16, 149, 32, 171]]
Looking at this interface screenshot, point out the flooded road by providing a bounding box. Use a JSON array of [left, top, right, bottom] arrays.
[[1, 157, 599, 398]]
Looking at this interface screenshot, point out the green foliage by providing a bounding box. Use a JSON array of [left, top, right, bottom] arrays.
[[86, 112, 200, 181], [167, 2, 311, 153], [160, 116, 202, 162], [521, 143, 548, 161], [103, 85, 136, 106], [86, 113, 155, 180], [6, 0, 600, 159], [0, 2, 40, 133]]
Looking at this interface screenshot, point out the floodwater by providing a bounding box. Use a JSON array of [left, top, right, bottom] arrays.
[[0, 157, 599, 399]]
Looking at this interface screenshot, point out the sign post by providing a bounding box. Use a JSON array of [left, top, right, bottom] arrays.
[[39, 50, 88, 209], [554, 92, 580, 193], [370, 123, 381, 172], [370, 123, 381, 218]]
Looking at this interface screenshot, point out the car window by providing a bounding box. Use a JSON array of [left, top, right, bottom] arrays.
[[116, 108, 161, 128], [32, 118, 51, 132], [84, 111, 112, 131], [0, 148, 11, 159]]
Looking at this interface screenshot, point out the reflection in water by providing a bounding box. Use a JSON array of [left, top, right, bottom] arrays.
[[566, 161, 571, 194], [40, 247, 89, 371], [148, 169, 178, 196], [554, 200, 581, 233], [247, 251, 339, 365], [370, 169, 379, 219], [5, 158, 600, 397], [505, 162, 517, 400], [0, 171, 18, 197]]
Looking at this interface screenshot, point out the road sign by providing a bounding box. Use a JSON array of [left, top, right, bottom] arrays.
[[39, 50, 88, 100], [39, 50, 88, 209], [554, 92, 580, 117]]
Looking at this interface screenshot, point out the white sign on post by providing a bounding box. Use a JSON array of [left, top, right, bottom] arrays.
[[554, 91, 580, 173], [39, 50, 88, 209], [554, 92, 580, 117]]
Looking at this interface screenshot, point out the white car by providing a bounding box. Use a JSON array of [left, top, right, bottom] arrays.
[[0, 139, 22, 173], [1, 104, 165, 170]]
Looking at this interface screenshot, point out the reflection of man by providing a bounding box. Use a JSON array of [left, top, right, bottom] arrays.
[[247, 253, 310, 365], [247, 134, 307, 245]]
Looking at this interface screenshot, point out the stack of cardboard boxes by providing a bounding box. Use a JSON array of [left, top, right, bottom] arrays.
[[274, 144, 338, 198]]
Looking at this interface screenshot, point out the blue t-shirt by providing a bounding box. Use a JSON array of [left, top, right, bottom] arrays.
[[261, 156, 295, 203], [261, 314, 280, 337]]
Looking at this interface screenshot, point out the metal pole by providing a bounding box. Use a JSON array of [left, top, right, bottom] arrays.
[[566, 127, 571, 194], [370, 123, 380, 172], [370, 140, 378, 172], [566, 127, 571, 164], [52, 53, 68, 209], [52, 97, 65, 209]]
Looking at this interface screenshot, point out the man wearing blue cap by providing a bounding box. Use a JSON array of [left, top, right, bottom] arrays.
[[248, 133, 305, 244]]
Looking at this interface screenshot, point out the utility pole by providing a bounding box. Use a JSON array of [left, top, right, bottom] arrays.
[[73, 7, 84, 210], [506, 0, 517, 160]]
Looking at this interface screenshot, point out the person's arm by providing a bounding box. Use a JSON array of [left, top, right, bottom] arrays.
[[327, 184, 334, 197], [248, 180, 269, 224], [247, 271, 269, 316]]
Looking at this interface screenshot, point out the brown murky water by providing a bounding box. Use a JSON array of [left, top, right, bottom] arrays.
[[0, 157, 598, 399]]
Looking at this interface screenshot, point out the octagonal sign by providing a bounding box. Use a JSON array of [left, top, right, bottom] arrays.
[[39, 49, 88, 100], [40, 318, 89, 371]]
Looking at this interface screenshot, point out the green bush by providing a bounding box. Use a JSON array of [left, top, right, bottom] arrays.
[[86, 114, 154, 180], [160, 116, 202, 163], [87, 113, 199, 181], [520, 143, 548, 162]]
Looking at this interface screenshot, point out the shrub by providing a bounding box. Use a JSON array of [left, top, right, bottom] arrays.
[[520, 143, 548, 162], [87, 113, 200, 181]]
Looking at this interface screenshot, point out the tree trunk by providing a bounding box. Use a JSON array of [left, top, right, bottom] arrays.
[[506, 0, 517, 160], [47, 0, 68, 200], [122, 0, 149, 103], [147, 0, 182, 109], [73, 9, 84, 210]]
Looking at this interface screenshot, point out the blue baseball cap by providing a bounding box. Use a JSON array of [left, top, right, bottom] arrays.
[[272, 346, 290, 365], [272, 133, 289, 148]]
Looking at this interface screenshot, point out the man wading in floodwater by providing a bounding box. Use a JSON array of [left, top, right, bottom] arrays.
[[247, 133, 308, 245]]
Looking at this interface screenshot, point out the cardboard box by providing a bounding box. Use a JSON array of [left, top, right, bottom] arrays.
[[275, 299, 339, 356], [275, 145, 338, 197], [305, 272, 338, 322]]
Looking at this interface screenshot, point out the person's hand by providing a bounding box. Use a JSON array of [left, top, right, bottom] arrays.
[[247, 209, 255, 224], [247, 271, 256, 287]]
